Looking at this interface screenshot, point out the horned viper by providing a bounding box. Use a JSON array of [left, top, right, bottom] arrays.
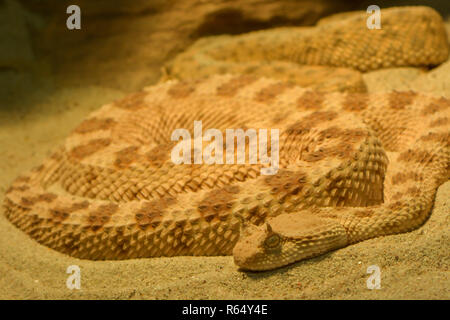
[[4, 74, 449, 270]]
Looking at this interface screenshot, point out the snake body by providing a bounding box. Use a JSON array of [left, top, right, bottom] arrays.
[[3, 6, 450, 271], [4, 75, 449, 270], [165, 6, 449, 93]]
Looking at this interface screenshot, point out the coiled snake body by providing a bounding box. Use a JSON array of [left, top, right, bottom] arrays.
[[4, 75, 449, 270], [3, 6, 450, 270]]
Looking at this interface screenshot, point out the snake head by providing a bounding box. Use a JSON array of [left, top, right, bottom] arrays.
[[233, 213, 284, 271], [233, 213, 348, 271]]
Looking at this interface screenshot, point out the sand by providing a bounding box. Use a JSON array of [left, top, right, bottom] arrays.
[[0, 29, 449, 302]]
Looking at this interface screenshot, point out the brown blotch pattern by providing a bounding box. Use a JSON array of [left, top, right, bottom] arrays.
[[50, 152, 62, 161], [343, 92, 369, 112], [146, 143, 175, 167], [306, 142, 357, 162], [272, 112, 290, 124], [113, 91, 148, 110], [302, 150, 328, 162], [20, 197, 35, 206], [303, 110, 339, 124], [319, 212, 338, 219], [135, 197, 176, 230], [32, 164, 44, 172], [391, 192, 403, 201], [285, 111, 339, 139], [6, 185, 30, 194], [318, 127, 347, 140], [254, 82, 294, 103], [429, 117, 448, 127], [87, 203, 119, 231], [216, 75, 257, 97], [354, 209, 375, 218], [167, 81, 196, 99], [15, 176, 30, 183], [398, 149, 433, 163], [419, 132, 449, 144], [285, 121, 310, 136], [197, 186, 240, 222], [318, 127, 366, 143], [39, 193, 58, 202], [115, 146, 140, 169], [422, 97, 450, 115], [264, 170, 307, 195], [74, 118, 117, 134], [303, 142, 355, 162], [244, 65, 258, 74], [388, 201, 403, 211], [21, 193, 57, 207], [303, 127, 367, 162], [406, 186, 421, 196], [389, 91, 417, 110], [70, 138, 111, 160], [391, 171, 423, 185], [329, 142, 356, 159], [296, 91, 324, 110], [50, 201, 89, 223], [342, 129, 368, 141]]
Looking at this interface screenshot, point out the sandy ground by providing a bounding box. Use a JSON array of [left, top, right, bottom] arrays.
[[0, 30, 449, 302]]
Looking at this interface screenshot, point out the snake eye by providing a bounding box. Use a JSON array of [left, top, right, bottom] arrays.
[[264, 234, 281, 249]]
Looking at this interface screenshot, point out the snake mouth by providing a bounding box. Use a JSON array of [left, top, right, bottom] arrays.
[[233, 240, 295, 272], [233, 246, 275, 272]]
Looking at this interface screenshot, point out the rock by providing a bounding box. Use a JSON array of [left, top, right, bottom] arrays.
[[0, 0, 36, 70], [0, 0, 46, 103]]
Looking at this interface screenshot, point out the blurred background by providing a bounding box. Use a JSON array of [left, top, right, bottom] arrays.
[[1, 0, 449, 105]]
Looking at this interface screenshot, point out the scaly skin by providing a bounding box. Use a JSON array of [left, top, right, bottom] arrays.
[[164, 6, 449, 93], [3, 75, 449, 270]]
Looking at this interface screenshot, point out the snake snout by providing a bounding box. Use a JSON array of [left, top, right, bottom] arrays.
[[233, 235, 267, 271], [232, 222, 281, 271]]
